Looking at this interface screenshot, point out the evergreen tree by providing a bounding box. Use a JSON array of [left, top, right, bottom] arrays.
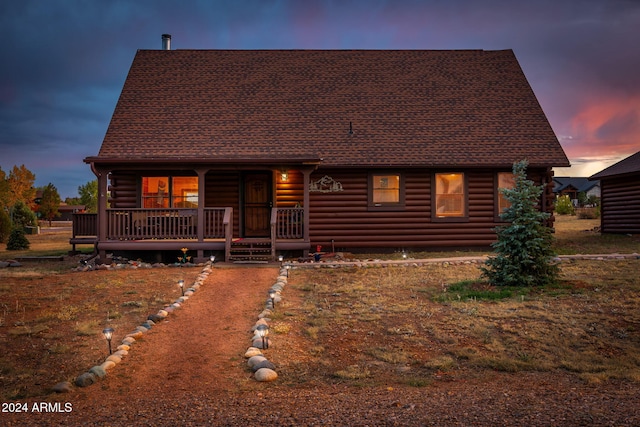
[[11, 200, 37, 229], [481, 160, 559, 287], [6, 227, 30, 250]]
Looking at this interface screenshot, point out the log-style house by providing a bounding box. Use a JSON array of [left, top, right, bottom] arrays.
[[589, 151, 640, 234], [75, 40, 570, 263]]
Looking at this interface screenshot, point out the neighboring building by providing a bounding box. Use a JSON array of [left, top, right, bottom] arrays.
[[553, 177, 600, 205], [589, 151, 640, 234], [33, 191, 84, 221], [58, 203, 86, 221], [77, 38, 570, 263]]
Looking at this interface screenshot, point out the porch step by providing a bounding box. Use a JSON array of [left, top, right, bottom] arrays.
[[228, 239, 274, 262]]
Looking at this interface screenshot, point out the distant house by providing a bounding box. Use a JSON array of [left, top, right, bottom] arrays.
[[33, 191, 84, 221], [589, 151, 640, 234], [553, 177, 600, 205], [58, 203, 86, 221], [77, 40, 569, 263]]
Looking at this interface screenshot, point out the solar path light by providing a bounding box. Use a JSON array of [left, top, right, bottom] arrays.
[[256, 324, 269, 349], [102, 328, 114, 355]]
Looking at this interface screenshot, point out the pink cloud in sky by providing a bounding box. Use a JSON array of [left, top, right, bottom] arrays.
[[565, 95, 640, 158]]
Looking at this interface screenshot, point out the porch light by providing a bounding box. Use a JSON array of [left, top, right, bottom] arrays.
[[179, 279, 185, 296], [268, 289, 277, 307], [280, 170, 289, 181], [102, 328, 114, 355], [256, 324, 269, 349]]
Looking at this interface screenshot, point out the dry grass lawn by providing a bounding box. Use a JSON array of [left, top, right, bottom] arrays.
[[0, 216, 639, 401]]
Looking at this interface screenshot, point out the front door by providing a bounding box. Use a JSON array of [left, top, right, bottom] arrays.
[[243, 173, 272, 237]]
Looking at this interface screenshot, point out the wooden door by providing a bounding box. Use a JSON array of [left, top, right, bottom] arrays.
[[243, 173, 272, 237]]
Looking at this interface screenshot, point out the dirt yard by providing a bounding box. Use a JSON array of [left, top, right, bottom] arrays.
[[1, 217, 640, 426], [0, 258, 638, 426]]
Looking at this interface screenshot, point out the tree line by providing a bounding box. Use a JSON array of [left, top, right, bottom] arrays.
[[0, 164, 97, 245]]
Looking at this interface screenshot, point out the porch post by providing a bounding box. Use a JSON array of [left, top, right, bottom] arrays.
[[195, 168, 207, 261], [302, 168, 313, 257], [92, 164, 109, 263]]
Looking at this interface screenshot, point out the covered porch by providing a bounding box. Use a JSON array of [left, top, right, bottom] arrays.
[[79, 159, 319, 263]]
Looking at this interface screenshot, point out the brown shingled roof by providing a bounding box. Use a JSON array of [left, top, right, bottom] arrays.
[[590, 151, 640, 179], [89, 49, 569, 168]]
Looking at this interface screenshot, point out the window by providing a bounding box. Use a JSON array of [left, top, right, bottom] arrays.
[[142, 176, 198, 208], [434, 173, 465, 218], [497, 172, 515, 214], [369, 173, 404, 210]]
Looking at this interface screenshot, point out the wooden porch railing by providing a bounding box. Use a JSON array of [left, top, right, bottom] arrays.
[[72, 213, 98, 238], [106, 209, 198, 240], [99, 208, 230, 240], [73, 206, 299, 246], [275, 207, 304, 239], [223, 207, 233, 261]]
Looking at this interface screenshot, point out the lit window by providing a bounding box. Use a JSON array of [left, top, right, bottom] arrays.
[[142, 176, 198, 208], [373, 174, 400, 203], [497, 172, 515, 213], [369, 173, 404, 210], [435, 173, 465, 217]]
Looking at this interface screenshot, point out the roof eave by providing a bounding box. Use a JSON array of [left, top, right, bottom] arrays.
[[84, 156, 323, 166]]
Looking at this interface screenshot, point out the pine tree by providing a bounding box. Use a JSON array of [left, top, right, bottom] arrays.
[[481, 160, 559, 287], [6, 227, 30, 250]]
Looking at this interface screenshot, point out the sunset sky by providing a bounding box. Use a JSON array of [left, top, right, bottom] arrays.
[[1, 0, 639, 198]]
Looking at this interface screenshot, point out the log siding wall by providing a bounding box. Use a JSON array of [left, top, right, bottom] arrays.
[[308, 169, 549, 250], [599, 174, 640, 234], [204, 172, 240, 236], [106, 167, 553, 250]]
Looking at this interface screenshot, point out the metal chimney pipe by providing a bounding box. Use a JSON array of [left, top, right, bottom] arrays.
[[162, 34, 171, 50]]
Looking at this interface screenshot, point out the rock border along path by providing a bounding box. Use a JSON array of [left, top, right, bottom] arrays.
[[285, 253, 639, 269], [54, 261, 288, 392], [54, 263, 216, 392], [243, 266, 289, 383]]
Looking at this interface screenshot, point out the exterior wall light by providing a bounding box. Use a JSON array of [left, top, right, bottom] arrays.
[[102, 328, 114, 355], [280, 170, 289, 181]]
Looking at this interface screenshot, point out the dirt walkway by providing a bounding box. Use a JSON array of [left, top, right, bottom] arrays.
[[6, 265, 279, 426]]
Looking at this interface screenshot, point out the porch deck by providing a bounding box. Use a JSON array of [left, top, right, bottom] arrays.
[[71, 207, 308, 261]]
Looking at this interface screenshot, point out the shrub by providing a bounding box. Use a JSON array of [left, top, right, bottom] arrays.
[[555, 195, 575, 215], [6, 228, 30, 250], [576, 207, 600, 219]]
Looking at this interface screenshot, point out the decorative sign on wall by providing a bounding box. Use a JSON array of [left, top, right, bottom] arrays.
[[309, 175, 344, 193]]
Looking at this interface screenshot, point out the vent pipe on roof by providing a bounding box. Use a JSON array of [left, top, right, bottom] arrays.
[[162, 34, 171, 50]]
